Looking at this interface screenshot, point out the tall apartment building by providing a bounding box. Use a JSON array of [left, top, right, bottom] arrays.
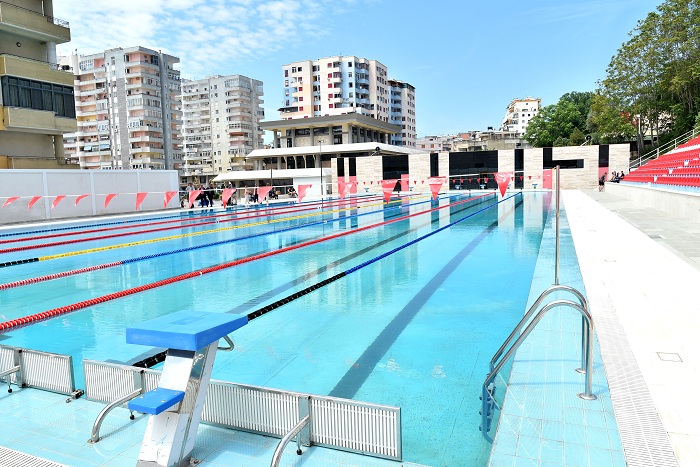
[[181, 75, 264, 184], [501, 97, 541, 136], [277, 56, 415, 145], [388, 79, 416, 147], [61, 47, 182, 170], [0, 0, 77, 169]]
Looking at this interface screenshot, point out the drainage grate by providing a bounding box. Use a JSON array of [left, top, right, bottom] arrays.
[[0, 447, 67, 467], [593, 296, 680, 467]]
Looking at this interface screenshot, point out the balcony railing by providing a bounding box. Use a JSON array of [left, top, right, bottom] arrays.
[[0, 1, 69, 27]]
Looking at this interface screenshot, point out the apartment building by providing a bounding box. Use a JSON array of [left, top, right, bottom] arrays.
[[0, 0, 77, 169], [501, 97, 540, 136], [389, 79, 416, 148], [181, 74, 264, 185], [61, 47, 182, 170]]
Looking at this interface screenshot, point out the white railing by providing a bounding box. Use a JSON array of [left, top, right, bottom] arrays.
[[83, 360, 402, 461], [0, 345, 74, 395], [632, 126, 700, 170]]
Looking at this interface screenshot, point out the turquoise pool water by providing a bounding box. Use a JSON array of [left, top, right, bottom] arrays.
[[0, 192, 552, 466]]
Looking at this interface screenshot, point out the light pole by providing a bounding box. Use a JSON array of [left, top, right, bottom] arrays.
[[318, 139, 323, 210]]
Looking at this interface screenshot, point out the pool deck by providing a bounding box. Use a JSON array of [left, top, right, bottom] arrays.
[[564, 189, 700, 466]]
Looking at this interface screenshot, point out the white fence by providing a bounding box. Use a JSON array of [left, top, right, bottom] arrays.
[[0, 345, 75, 395], [0, 169, 179, 225], [83, 360, 402, 461]]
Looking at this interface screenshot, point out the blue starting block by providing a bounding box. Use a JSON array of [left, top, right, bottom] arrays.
[[126, 311, 247, 467]]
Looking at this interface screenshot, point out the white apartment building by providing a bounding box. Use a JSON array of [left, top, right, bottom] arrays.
[[61, 47, 182, 170], [389, 79, 416, 148], [416, 134, 461, 152], [180, 74, 264, 185], [501, 97, 541, 136]]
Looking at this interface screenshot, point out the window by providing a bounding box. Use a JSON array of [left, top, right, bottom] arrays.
[[328, 94, 333, 98], [292, 67, 297, 72], [299, 97, 303, 101], [298, 86, 303, 91], [0, 76, 75, 118], [329, 104, 334, 108], [328, 84, 332, 88], [348, 62, 352, 67], [328, 73, 332, 79], [299, 106, 304, 111]]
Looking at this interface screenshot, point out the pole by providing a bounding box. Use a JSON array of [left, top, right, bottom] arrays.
[[555, 165, 560, 286], [318, 140, 323, 211]]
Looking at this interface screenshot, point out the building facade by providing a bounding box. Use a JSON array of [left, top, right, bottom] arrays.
[[501, 97, 540, 136], [388, 79, 416, 148], [0, 0, 77, 169], [61, 47, 182, 171], [181, 74, 264, 185]]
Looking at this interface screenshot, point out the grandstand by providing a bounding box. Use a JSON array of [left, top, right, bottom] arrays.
[[624, 133, 700, 190]]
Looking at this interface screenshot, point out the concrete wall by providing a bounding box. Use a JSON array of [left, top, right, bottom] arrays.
[[0, 169, 179, 225], [606, 182, 700, 223]]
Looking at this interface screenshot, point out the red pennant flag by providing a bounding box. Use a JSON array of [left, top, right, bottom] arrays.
[[221, 188, 235, 207], [74, 194, 89, 206], [427, 177, 445, 200], [460, 178, 464, 184], [345, 181, 356, 198], [135, 192, 148, 210], [104, 193, 118, 208], [297, 184, 312, 203], [380, 179, 398, 203], [363, 181, 366, 185], [528, 176, 532, 180], [27, 196, 42, 210], [483, 177, 489, 183], [519, 176, 523, 181], [2, 197, 19, 208], [511, 176, 515, 181], [258, 186, 273, 202], [164, 190, 178, 208], [414, 180, 417, 184], [421, 180, 425, 185], [337, 179, 348, 199], [51, 195, 66, 209], [494, 172, 512, 197], [370, 181, 373, 185], [468, 178, 473, 183], [188, 190, 201, 208]]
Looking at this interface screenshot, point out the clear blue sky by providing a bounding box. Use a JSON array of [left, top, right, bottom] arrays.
[[55, 0, 660, 139]]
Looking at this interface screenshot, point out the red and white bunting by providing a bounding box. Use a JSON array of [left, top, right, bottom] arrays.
[[51, 195, 66, 209], [104, 193, 118, 208], [75, 194, 90, 206], [257, 186, 273, 202], [220, 188, 235, 207], [380, 179, 397, 203], [297, 184, 312, 203], [135, 192, 148, 210], [164, 191, 178, 208], [2, 197, 19, 208], [188, 190, 201, 208], [427, 177, 445, 200], [27, 196, 42, 210], [493, 172, 512, 197]]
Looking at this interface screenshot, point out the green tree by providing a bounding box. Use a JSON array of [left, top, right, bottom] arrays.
[[524, 91, 593, 147], [587, 93, 637, 143], [570, 127, 586, 145]]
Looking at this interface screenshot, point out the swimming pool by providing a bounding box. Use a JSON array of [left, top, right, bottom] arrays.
[[0, 191, 551, 466]]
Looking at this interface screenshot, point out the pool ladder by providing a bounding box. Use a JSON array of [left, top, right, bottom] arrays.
[[480, 285, 596, 437]]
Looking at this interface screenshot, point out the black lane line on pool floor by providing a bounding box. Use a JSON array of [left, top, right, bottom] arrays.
[[328, 197, 524, 400], [228, 197, 486, 314]]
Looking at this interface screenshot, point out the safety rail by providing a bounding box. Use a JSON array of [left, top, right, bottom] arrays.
[[631, 126, 700, 170], [270, 415, 310, 466], [83, 360, 402, 460], [0, 345, 74, 395], [481, 298, 596, 436]]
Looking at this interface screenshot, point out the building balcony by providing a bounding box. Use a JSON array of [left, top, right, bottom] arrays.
[[129, 135, 164, 144], [0, 1, 70, 43], [0, 54, 73, 86], [1, 106, 76, 134]]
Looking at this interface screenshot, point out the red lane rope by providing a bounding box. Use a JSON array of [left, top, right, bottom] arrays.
[[0, 261, 122, 291], [0, 194, 492, 332], [0, 196, 385, 254]]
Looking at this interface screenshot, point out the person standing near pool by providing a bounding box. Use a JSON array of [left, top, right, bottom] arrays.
[[599, 172, 607, 191]]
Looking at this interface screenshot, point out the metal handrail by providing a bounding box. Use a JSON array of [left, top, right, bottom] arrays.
[[489, 285, 587, 373], [217, 335, 234, 351], [631, 126, 700, 170], [270, 415, 310, 467], [481, 299, 596, 435], [0, 1, 70, 27], [88, 388, 142, 443]]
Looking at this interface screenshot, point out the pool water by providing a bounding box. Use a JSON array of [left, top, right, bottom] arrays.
[[0, 192, 551, 466]]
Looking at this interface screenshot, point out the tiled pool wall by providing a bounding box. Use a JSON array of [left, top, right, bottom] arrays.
[[487, 202, 626, 467]]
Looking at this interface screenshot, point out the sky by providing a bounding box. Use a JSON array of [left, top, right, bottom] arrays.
[[54, 0, 661, 140]]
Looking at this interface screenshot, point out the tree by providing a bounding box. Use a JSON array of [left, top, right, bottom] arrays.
[[524, 91, 593, 147], [587, 93, 637, 143], [570, 127, 586, 146]]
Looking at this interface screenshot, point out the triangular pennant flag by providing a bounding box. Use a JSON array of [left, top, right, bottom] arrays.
[[135, 192, 148, 210], [27, 196, 42, 210], [297, 184, 312, 203], [104, 193, 118, 208], [427, 177, 445, 200], [188, 190, 202, 208], [340, 180, 355, 199], [74, 194, 89, 206], [511, 176, 515, 181], [528, 175, 532, 180], [380, 179, 398, 203], [337, 179, 348, 199], [221, 188, 235, 207], [421, 180, 425, 184], [414, 180, 417, 184], [460, 179, 464, 184], [468, 178, 473, 183], [494, 172, 512, 197], [2, 197, 19, 208], [519, 176, 523, 181], [51, 195, 66, 209], [370, 181, 373, 185], [257, 186, 273, 202], [363, 181, 366, 185], [164, 190, 178, 208]]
